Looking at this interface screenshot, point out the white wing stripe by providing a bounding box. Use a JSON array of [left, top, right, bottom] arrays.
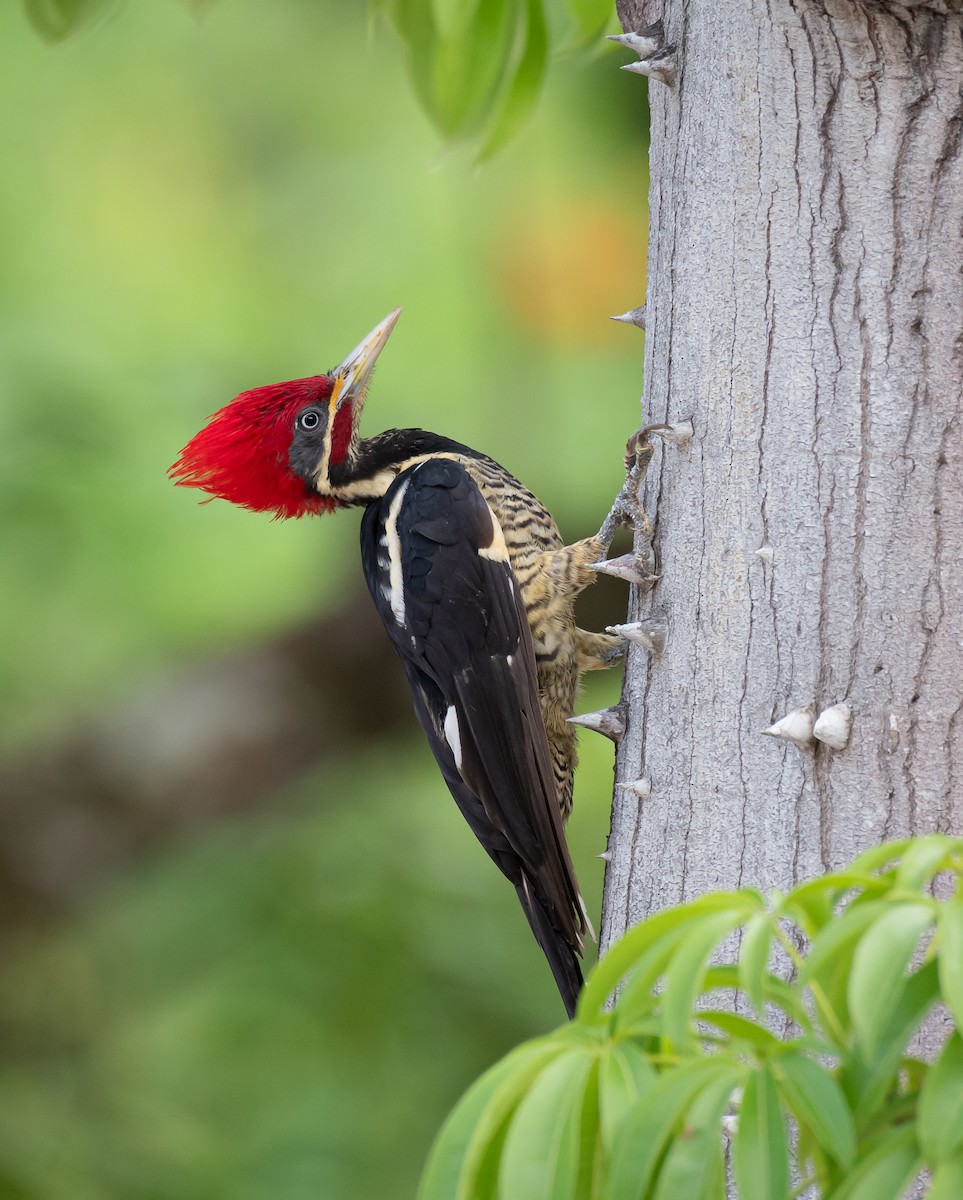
[[383, 478, 411, 625], [444, 705, 463, 769]]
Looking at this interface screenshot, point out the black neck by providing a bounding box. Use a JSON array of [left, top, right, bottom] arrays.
[[324, 427, 484, 505]]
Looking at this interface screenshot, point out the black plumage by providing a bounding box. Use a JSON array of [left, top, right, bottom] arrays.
[[360, 457, 588, 1016]]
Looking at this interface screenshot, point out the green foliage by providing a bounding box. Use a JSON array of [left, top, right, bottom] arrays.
[[0, 738, 612, 1200], [22, 0, 619, 159], [23, 0, 113, 41], [381, 0, 615, 159], [420, 835, 963, 1199], [22, 0, 220, 40]]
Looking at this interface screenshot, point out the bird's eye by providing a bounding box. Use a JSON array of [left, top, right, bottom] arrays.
[[297, 410, 321, 431]]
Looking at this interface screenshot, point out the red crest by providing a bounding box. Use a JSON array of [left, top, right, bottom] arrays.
[[169, 377, 336, 520]]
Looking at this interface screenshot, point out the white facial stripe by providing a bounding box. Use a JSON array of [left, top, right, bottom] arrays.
[[444, 705, 463, 769], [383, 478, 410, 625], [308, 397, 338, 494]]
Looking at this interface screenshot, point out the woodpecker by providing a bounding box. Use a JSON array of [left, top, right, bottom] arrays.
[[170, 308, 647, 1018]]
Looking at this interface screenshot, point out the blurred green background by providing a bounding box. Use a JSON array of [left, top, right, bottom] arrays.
[[0, 2, 648, 1196]]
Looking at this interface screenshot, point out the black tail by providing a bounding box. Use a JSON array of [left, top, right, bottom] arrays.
[[516, 879, 584, 1019]]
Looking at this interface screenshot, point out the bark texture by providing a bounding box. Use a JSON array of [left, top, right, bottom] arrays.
[[604, 0, 963, 950]]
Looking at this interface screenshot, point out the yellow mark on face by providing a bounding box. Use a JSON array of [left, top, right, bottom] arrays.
[[479, 503, 510, 562]]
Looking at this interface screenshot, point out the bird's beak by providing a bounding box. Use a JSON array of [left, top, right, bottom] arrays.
[[330, 307, 402, 411]]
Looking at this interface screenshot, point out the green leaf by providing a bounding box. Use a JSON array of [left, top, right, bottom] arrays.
[[841, 960, 939, 1131], [417, 1040, 562, 1200], [802, 899, 889, 1029], [938, 898, 963, 1030], [699, 1010, 782, 1051], [824, 1124, 919, 1200], [733, 1065, 790, 1200], [739, 912, 774, 1015], [929, 1154, 963, 1200], [574, 1058, 604, 1200], [650, 1071, 736, 1200], [848, 902, 934, 1056], [703, 965, 814, 1034], [848, 838, 912, 877], [784, 870, 887, 935], [581, 893, 757, 1021], [775, 1052, 855, 1170], [430, 0, 519, 137], [23, 0, 114, 41], [607, 1061, 737, 1200], [610, 923, 703, 1028], [562, 0, 613, 46], [389, 0, 442, 124], [498, 1048, 594, 1200], [430, 0, 474, 35], [896, 835, 958, 891], [919, 1033, 963, 1161], [578, 902, 706, 1017], [598, 1042, 657, 1153], [802, 900, 888, 988], [476, 0, 548, 161], [661, 909, 750, 1053]]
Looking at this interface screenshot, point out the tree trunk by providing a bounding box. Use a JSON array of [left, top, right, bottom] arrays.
[[603, 0, 963, 953]]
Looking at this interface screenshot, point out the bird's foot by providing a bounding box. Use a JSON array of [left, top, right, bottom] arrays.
[[595, 423, 665, 548], [576, 628, 625, 672]]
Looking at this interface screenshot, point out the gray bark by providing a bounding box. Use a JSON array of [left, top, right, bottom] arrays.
[[603, 0, 963, 950]]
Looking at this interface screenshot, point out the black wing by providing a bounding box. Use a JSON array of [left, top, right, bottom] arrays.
[[359, 456, 587, 1016]]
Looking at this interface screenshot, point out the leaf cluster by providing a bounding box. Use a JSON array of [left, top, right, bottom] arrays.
[[23, 0, 617, 160], [420, 835, 963, 1199], [380, 0, 613, 160], [23, 0, 215, 42]]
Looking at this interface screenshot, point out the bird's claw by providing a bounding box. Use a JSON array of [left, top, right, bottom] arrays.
[[623, 423, 670, 472], [596, 425, 662, 548]]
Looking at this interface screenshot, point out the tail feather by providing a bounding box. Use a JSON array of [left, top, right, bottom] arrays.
[[516, 877, 584, 1019]]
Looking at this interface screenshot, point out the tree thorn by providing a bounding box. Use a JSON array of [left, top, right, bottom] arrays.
[[621, 48, 678, 87], [760, 705, 816, 750], [568, 706, 625, 742], [589, 554, 658, 588], [617, 777, 651, 799], [754, 544, 774, 566], [607, 23, 665, 60], [609, 305, 646, 329], [813, 702, 852, 750], [597, 850, 612, 862], [606, 619, 667, 655]]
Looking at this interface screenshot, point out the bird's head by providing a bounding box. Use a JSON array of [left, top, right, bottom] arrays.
[[169, 308, 402, 519]]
